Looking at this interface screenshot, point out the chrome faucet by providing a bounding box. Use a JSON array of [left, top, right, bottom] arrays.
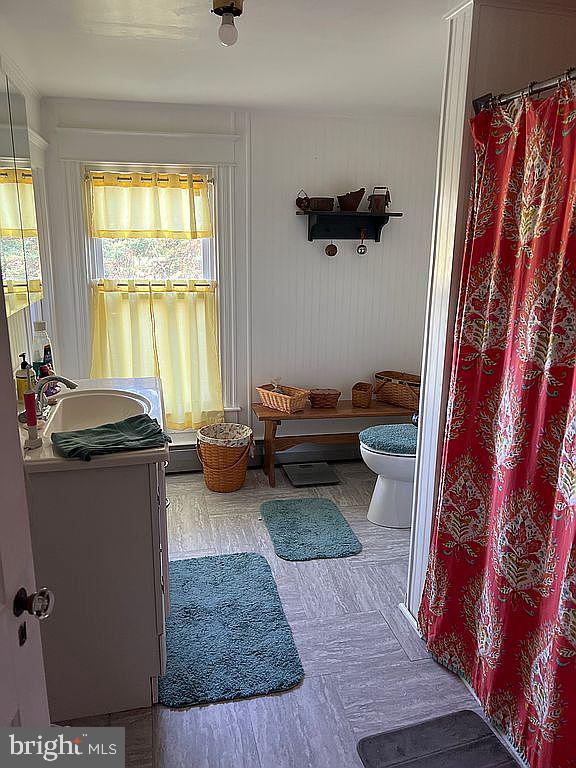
[[18, 375, 79, 423], [35, 376, 78, 419]]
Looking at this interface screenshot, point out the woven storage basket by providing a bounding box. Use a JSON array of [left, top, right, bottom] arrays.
[[308, 197, 335, 211], [374, 371, 421, 410], [196, 423, 253, 493], [257, 384, 310, 414], [309, 388, 341, 409], [351, 382, 373, 408]]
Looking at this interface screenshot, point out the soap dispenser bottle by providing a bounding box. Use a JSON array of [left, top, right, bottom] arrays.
[[15, 353, 32, 403]]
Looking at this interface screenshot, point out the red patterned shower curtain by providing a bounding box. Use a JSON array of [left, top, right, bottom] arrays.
[[419, 84, 576, 768]]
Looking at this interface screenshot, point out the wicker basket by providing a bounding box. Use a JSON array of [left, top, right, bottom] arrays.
[[351, 382, 373, 408], [308, 197, 335, 211], [374, 371, 421, 410], [257, 384, 310, 414], [196, 423, 253, 493], [309, 388, 341, 409]]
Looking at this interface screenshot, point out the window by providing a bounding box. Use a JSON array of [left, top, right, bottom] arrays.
[[85, 167, 224, 431], [0, 236, 40, 281], [0, 167, 42, 316], [98, 237, 214, 282]]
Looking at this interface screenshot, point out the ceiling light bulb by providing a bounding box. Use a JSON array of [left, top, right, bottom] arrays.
[[218, 14, 238, 46]]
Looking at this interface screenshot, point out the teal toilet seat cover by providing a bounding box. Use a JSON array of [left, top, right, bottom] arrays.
[[359, 424, 418, 456]]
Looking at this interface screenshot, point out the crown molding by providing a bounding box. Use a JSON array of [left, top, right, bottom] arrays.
[[28, 128, 48, 151], [0, 51, 40, 103], [444, 1, 473, 21]]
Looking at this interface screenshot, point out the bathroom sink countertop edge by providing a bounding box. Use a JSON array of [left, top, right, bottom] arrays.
[[21, 377, 170, 473]]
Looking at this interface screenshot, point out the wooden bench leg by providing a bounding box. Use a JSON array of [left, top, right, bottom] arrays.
[[264, 421, 279, 487], [262, 431, 269, 477]]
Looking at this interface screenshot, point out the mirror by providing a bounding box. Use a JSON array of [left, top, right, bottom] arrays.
[[0, 73, 43, 371]]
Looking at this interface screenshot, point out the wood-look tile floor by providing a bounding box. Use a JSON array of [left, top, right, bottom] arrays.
[[63, 462, 477, 767]]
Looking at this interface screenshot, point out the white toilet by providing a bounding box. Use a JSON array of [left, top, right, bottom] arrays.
[[359, 424, 417, 529]]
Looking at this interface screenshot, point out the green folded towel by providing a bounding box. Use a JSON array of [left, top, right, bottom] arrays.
[[51, 414, 171, 462]]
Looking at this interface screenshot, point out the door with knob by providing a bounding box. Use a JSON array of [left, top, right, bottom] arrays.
[[0, 286, 50, 726]]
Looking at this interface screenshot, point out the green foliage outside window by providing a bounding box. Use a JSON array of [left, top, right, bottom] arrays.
[[0, 236, 41, 281], [102, 237, 206, 281]]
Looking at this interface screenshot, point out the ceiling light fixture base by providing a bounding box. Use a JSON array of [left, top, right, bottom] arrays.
[[212, 0, 244, 18]]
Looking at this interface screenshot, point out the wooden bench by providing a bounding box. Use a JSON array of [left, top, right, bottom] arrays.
[[252, 400, 413, 487]]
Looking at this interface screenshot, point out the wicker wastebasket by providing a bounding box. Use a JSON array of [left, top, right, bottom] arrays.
[[196, 424, 253, 493]]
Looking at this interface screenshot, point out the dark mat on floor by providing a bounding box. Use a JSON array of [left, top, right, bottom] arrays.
[[357, 710, 520, 768], [260, 497, 362, 561], [158, 553, 304, 708]]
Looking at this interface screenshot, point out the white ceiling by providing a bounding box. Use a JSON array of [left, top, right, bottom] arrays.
[[0, 0, 453, 112]]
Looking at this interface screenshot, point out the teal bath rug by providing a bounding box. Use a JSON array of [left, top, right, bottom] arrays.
[[158, 553, 304, 708], [260, 498, 362, 561]]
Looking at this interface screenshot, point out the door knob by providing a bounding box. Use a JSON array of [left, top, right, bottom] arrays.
[[13, 587, 54, 620]]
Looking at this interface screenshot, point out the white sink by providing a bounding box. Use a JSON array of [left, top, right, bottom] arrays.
[[43, 389, 152, 434]]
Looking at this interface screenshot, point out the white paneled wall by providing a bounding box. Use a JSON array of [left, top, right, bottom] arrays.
[[250, 110, 438, 400]]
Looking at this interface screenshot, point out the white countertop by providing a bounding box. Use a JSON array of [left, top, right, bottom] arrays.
[[21, 377, 170, 474]]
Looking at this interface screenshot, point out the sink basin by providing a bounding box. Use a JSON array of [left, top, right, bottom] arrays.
[[43, 389, 152, 434]]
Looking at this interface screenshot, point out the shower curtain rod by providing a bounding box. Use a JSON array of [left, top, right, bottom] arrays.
[[473, 67, 576, 114]]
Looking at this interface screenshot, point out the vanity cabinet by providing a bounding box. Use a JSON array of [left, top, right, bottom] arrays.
[[26, 458, 169, 722]]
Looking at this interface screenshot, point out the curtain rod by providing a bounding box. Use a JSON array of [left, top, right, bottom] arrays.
[[473, 67, 576, 114], [86, 172, 214, 184], [95, 280, 214, 288]]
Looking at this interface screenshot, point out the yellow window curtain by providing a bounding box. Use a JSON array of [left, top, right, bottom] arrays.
[[86, 171, 213, 240], [3, 279, 42, 318], [0, 169, 37, 237], [90, 280, 224, 431]]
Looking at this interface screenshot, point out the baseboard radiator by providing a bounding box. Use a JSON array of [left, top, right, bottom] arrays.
[[167, 439, 361, 474]]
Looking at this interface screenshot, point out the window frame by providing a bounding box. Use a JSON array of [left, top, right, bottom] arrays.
[[84, 162, 224, 437]]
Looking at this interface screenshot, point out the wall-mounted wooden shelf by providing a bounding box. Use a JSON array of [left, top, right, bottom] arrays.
[[296, 210, 403, 242]]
